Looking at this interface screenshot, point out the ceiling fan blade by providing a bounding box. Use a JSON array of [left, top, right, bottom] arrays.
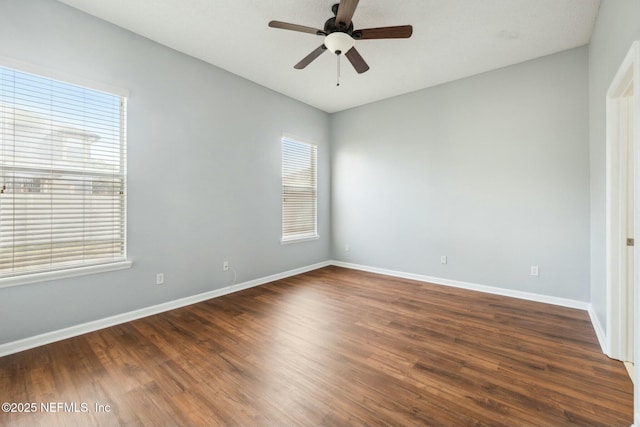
[[294, 45, 328, 69], [345, 47, 369, 74], [352, 25, 413, 40], [269, 20, 325, 36], [335, 0, 359, 29]]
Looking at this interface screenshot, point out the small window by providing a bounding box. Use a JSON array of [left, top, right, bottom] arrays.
[[0, 65, 127, 281], [281, 137, 318, 243]]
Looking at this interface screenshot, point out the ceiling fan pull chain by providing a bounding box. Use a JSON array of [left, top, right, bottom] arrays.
[[337, 54, 341, 86]]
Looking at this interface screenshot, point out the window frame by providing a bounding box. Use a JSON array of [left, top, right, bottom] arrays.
[[0, 58, 131, 288], [281, 135, 319, 244]]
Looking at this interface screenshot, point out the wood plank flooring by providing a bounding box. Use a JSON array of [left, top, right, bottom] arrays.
[[0, 266, 634, 426]]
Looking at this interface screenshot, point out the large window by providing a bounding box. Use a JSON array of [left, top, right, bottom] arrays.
[[281, 137, 318, 243], [0, 64, 128, 283]]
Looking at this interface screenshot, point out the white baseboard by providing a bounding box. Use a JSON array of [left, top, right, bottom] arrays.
[[0, 261, 331, 357], [331, 261, 590, 311], [0, 259, 603, 358], [587, 304, 609, 354], [332, 261, 615, 354]]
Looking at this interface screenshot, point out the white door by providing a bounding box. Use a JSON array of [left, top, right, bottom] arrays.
[[605, 40, 639, 426], [625, 94, 635, 366]]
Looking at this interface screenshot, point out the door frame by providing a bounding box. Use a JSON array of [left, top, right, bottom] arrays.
[[606, 40, 640, 426]]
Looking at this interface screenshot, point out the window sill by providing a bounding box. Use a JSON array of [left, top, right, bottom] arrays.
[[0, 260, 133, 289], [281, 235, 320, 245]]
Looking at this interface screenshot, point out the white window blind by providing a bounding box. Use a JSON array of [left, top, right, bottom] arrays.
[[281, 137, 318, 242], [0, 65, 127, 279]]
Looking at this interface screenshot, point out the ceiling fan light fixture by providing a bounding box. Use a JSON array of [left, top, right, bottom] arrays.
[[324, 32, 354, 55]]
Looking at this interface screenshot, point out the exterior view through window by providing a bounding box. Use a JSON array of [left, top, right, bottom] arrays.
[[0, 65, 127, 280], [281, 137, 317, 242]]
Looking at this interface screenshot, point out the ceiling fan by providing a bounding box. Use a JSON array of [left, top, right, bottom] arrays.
[[268, 0, 412, 78]]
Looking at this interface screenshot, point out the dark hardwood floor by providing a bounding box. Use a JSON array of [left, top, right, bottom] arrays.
[[0, 266, 634, 426]]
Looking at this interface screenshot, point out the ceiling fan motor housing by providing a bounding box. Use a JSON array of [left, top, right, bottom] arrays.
[[324, 16, 354, 35]]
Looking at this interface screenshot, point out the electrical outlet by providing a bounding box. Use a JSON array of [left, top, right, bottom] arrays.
[[156, 273, 164, 285], [530, 266, 539, 276], [345, 243, 350, 252], [440, 255, 447, 265], [223, 261, 229, 271]]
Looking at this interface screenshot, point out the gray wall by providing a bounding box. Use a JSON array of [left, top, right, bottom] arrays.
[[588, 0, 640, 332], [0, 0, 330, 344], [331, 47, 590, 301]]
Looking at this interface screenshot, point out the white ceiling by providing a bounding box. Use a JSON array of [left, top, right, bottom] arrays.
[[57, 0, 600, 113]]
